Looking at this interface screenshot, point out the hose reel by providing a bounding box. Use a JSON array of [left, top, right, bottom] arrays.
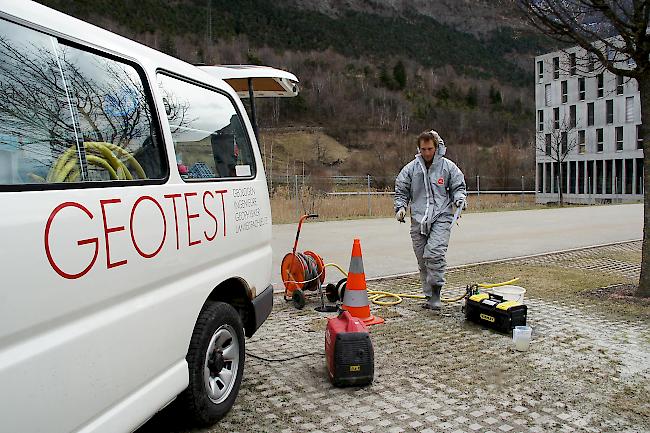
[[281, 250, 325, 309]]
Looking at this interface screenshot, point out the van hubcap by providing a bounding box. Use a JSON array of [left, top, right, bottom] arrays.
[[203, 325, 239, 404]]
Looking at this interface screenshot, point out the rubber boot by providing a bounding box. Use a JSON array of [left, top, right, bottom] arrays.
[[429, 285, 442, 310]]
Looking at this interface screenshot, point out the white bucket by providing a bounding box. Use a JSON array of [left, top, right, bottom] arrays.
[[491, 285, 526, 303], [513, 325, 533, 351]]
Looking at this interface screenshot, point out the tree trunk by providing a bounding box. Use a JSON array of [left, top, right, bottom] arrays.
[[636, 75, 650, 297], [558, 164, 564, 206]]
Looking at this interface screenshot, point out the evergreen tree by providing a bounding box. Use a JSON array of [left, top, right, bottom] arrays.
[[436, 85, 450, 103], [393, 60, 406, 90], [379, 64, 396, 89], [160, 34, 176, 57], [489, 84, 502, 105], [465, 86, 478, 108]]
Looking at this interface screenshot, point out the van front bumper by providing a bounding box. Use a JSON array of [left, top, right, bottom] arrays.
[[246, 284, 274, 337]]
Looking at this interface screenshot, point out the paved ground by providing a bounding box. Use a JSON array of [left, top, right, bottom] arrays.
[[142, 241, 650, 433], [271, 204, 642, 286]]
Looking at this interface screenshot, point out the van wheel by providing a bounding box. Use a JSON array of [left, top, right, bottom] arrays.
[[180, 301, 245, 426]]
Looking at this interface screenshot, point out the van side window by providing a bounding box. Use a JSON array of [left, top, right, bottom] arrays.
[[0, 18, 166, 186], [58, 44, 166, 182], [157, 74, 256, 180]]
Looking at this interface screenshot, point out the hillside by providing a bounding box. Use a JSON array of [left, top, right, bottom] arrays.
[[35, 0, 546, 189], [38, 0, 548, 86], [282, 0, 529, 35]]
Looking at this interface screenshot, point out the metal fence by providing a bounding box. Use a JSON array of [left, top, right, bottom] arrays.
[[269, 174, 536, 192]]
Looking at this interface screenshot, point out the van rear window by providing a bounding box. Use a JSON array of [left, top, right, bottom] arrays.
[[157, 74, 256, 180], [0, 18, 166, 187]]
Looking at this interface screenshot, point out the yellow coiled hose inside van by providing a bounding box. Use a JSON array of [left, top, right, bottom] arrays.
[[47, 141, 146, 182]]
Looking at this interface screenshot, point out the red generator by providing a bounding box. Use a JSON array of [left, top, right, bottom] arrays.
[[325, 310, 374, 387]]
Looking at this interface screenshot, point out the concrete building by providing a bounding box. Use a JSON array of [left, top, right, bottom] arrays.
[[535, 45, 643, 204]]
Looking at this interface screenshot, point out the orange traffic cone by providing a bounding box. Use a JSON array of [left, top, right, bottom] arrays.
[[342, 239, 384, 326]]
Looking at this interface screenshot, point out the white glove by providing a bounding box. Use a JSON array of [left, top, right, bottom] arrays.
[[395, 207, 406, 223], [454, 199, 467, 210]]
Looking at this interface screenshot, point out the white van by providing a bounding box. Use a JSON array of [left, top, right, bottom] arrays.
[[0, 2, 297, 432]]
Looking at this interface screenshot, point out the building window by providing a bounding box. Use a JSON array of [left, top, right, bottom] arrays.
[[625, 96, 634, 123], [615, 127, 623, 151], [578, 77, 585, 100], [616, 75, 624, 94], [545, 134, 551, 155], [538, 110, 544, 132], [606, 99, 614, 124], [569, 53, 576, 75], [597, 73, 604, 97], [553, 107, 559, 129], [597, 128, 604, 152], [638, 125, 643, 149], [570, 105, 576, 128], [578, 130, 586, 154], [537, 60, 544, 81], [561, 80, 568, 103], [561, 132, 568, 154], [545, 84, 551, 106], [607, 46, 615, 61], [553, 56, 560, 79], [587, 102, 594, 126], [588, 54, 595, 72]]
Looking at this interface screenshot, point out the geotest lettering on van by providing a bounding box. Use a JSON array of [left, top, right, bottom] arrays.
[[44, 189, 230, 279]]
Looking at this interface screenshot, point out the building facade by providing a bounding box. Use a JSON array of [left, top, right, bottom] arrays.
[[535, 45, 643, 204]]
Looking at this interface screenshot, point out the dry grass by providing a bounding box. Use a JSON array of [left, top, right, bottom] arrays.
[[271, 189, 539, 224], [258, 130, 350, 170]]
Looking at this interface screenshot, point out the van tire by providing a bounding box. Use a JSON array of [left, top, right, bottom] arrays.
[[180, 301, 245, 426]]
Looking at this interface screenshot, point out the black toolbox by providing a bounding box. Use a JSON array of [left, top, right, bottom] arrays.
[[464, 293, 527, 333]]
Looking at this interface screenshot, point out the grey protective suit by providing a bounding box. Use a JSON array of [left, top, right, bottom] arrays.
[[394, 140, 466, 298]]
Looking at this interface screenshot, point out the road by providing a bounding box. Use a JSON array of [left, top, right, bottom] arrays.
[[272, 203, 643, 287]]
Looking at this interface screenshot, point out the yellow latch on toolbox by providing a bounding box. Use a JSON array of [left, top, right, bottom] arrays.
[[496, 300, 521, 310], [469, 293, 489, 302]]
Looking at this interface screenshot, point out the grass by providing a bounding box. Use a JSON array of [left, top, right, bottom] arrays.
[[271, 189, 546, 224], [258, 130, 350, 171]]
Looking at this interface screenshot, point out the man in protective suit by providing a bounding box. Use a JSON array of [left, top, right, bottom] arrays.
[[394, 130, 466, 310]]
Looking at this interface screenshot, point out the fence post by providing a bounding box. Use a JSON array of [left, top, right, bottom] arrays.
[[476, 175, 481, 209], [367, 174, 372, 216], [294, 174, 299, 217], [521, 175, 525, 207], [588, 176, 592, 205], [556, 175, 560, 203]]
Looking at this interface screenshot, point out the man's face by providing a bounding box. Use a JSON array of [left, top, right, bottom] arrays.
[[419, 139, 437, 163]]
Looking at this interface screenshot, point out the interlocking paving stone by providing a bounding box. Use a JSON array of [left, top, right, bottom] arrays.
[[140, 241, 649, 433]]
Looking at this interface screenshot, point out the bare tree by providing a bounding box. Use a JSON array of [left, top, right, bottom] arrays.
[[537, 118, 578, 206], [516, 0, 650, 297]]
